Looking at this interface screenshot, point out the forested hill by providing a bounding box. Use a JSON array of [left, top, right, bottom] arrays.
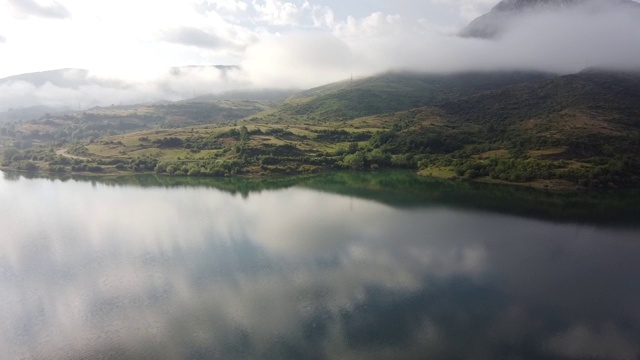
[[256, 71, 553, 124], [360, 70, 640, 187], [2, 69, 640, 189], [442, 70, 640, 132]]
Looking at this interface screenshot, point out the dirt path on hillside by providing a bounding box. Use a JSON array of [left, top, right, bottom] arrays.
[[55, 148, 88, 160]]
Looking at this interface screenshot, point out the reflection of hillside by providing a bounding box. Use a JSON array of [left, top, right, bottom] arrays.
[[299, 171, 640, 227], [3, 170, 639, 227], [2, 170, 313, 196], [1, 169, 640, 359]]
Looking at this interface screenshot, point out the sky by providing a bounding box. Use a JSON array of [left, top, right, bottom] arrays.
[[0, 0, 494, 79], [0, 0, 639, 108]]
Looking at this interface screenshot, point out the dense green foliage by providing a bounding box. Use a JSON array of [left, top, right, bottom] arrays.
[[263, 72, 552, 124], [2, 70, 639, 189]]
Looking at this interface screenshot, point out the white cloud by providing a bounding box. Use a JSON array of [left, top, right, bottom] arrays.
[[0, 67, 253, 110], [241, 32, 356, 88], [431, 0, 497, 21], [311, 4, 335, 28], [0, 0, 639, 109], [7, 0, 71, 19], [240, 4, 640, 88], [252, 0, 307, 26], [162, 26, 236, 50], [200, 0, 249, 13], [335, 12, 404, 38]]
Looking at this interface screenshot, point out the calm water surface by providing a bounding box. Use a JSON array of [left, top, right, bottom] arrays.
[[1, 171, 639, 360]]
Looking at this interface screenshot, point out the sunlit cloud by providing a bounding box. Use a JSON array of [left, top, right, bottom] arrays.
[[199, 0, 249, 14], [7, 0, 71, 19], [430, 0, 498, 21], [162, 26, 238, 50], [252, 0, 311, 26], [0, 0, 639, 110]]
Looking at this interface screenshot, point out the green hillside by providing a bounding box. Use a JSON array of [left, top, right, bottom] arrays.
[[0, 99, 275, 145], [254, 71, 553, 124], [2, 70, 639, 190], [443, 70, 640, 128], [373, 70, 640, 188], [438, 70, 640, 159]]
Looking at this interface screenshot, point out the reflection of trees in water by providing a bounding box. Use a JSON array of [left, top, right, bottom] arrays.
[[3, 169, 640, 226], [1, 172, 640, 359]]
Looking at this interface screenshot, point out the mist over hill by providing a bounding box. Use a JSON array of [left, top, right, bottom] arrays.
[[460, 0, 640, 38], [261, 71, 555, 123], [1, 0, 639, 120], [0, 66, 292, 121], [3, 67, 638, 188]]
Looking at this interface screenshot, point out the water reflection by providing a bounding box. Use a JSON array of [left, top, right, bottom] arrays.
[[1, 172, 639, 359]]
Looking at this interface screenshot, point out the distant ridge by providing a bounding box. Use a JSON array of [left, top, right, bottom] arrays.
[[0, 65, 245, 119], [0, 68, 91, 88], [460, 0, 640, 38]]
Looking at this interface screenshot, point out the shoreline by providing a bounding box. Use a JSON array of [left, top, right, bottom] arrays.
[[0, 165, 600, 192]]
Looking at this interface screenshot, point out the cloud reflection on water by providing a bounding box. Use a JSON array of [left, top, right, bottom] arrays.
[[0, 174, 639, 359]]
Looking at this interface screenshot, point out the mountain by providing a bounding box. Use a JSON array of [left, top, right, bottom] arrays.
[[439, 69, 640, 156], [0, 66, 252, 121], [257, 71, 554, 123], [0, 105, 72, 122], [0, 68, 130, 120], [0, 69, 90, 121], [442, 69, 640, 127], [246, 69, 640, 187], [460, 0, 640, 38], [2, 68, 639, 188], [0, 68, 94, 88], [0, 66, 240, 89]]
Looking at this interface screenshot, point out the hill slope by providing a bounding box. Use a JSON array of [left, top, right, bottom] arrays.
[[2, 69, 639, 189], [0, 68, 93, 88], [255, 71, 553, 124], [443, 70, 640, 128], [460, 0, 640, 38]]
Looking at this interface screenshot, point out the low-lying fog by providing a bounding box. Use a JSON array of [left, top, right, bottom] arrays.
[[0, 0, 638, 110]]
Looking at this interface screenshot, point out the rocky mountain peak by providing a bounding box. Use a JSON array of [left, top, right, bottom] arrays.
[[460, 0, 640, 39]]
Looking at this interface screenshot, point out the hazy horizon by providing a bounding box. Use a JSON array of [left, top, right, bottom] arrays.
[[1, 0, 639, 110]]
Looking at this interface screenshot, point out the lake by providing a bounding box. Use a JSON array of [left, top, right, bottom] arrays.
[[1, 170, 639, 360]]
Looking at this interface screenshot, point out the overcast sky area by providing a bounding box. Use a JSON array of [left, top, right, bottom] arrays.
[[0, 0, 639, 108]]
